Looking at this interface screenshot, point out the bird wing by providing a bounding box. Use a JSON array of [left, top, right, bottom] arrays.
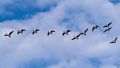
[[62, 32, 66, 36], [51, 30, 55, 33], [4, 34, 8, 36], [21, 29, 26, 31], [84, 28, 88, 33], [108, 22, 112, 26], [114, 37, 118, 41], [67, 30, 71, 33], [108, 27, 112, 31], [9, 31, 14, 35], [92, 27, 95, 31]]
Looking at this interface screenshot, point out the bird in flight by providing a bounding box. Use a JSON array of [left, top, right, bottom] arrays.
[[4, 31, 14, 37], [71, 36, 79, 40], [17, 29, 26, 34], [76, 32, 84, 38], [92, 25, 99, 32], [47, 30, 55, 36], [103, 22, 112, 28], [71, 33, 83, 40], [83, 28, 89, 35], [110, 37, 118, 43], [32, 29, 40, 35], [62, 30, 71, 36], [104, 27, 112, 32], [79, 28, 88, 36]]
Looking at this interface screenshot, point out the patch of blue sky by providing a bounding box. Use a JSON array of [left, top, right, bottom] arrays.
[[110, 0, 120, 4], [18, 59, 59, 68], [88, 57, 102, 68], [0, 0, 57, 22]]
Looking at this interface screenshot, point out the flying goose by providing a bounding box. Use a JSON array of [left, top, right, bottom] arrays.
[[4, 31, 14, 37], [62, 30, 71, 36], [110, 37, 118, 43], [71, 36, 78, 40], [32, 29, 40, 35], [92, 25, 99, 32], [103, 22, 112, 28], [104, 27, 112, 32], [47, 30, 55, 36], [17, 29, 26, 34], [83, 28, 89, 35]]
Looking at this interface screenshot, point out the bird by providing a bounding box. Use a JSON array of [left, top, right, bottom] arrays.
[[51, 30, 55, 33], [92, 25, 99, 32], [32, 29, 40, 35], [110, 37, 118, 43], [76, 34, 80, 39], [83, 28, 89, 35], [71, 33, 81, 40], [17, 29, 26, 34], [103, 22, 112, 28], [4, 31, 14, 37], [71, 36, 78, 40], [104, 27, 112, 32], [62, 32, 66, 36], [17, 30, 21, 34], [47, 30, 55, 36], [75, 32, 84, 38], [62, 30, 71, 36]]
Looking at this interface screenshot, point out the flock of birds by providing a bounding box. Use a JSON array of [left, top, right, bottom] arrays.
[[4, 22, 118, 44]]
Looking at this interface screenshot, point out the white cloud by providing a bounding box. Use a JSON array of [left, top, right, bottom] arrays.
[[0, 0, 120, 68]]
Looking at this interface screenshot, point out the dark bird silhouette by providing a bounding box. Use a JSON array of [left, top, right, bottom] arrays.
[[103, 22, 112, 28], [92, 25, 99, 32], [110, 37, 118, 43], [47, 30, 55, 36], [17, 29, 26, 34], [4, 31, 14, 37], [71, 33, 81, 40], [76, 34, 80, 39], [62, 30, 71, 36], [104, 27, 112, 32], [83, 28, 89, 35], [32, 29, 40, 35], [51, 30, 55, 33], [71, 36, 78, 40], [17, 30, 21, 34], [62, 32, 66, 36], [75, 32, 84, 38]]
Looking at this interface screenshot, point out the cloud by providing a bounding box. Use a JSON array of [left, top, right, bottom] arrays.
[[0, 0, 120, 68]]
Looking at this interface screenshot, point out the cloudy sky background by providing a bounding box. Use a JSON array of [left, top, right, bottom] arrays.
[[0, 0, 120, 68]]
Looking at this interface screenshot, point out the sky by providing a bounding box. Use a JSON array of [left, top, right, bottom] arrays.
[[0, 0, 120, 68]]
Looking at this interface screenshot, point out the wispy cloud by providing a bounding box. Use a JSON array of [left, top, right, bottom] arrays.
[[0, 0, 120, 68]]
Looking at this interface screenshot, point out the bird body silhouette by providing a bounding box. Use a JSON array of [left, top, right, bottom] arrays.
[[104, 27, 112, 32], [83, 28, 88, 35], [92, 25, 99, 32], [103, 22, 112, 28], [32, 29, 39, 35], [110, 37, 118, 43], [71, 36, 79, 40], [4, 31, 14, 37], [62, 30, 71, 36], [17, 29, 26, 34], [47, 30, 55, 36]]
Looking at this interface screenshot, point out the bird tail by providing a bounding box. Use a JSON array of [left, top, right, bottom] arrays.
[[84, 33, 86, 35], [9, 35, 11, 37]]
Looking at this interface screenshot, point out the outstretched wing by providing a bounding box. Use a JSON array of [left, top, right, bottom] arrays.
[[9, 31, 14, 35], [84, 28, 88, 33], [67, 30, 71, 33], [108, 22, 112, 26], [114, 37, 118, 42]]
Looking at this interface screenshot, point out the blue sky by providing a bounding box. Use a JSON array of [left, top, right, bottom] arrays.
[[0, 0, 120, 68]]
